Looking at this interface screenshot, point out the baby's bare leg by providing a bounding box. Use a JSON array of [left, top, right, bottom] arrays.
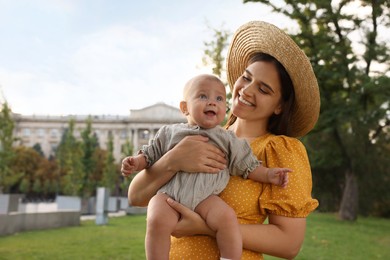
[[195, 195, 242, 260], [145, 193, 180, 260]]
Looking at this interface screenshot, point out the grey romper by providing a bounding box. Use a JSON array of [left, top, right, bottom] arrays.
[[140, 123, 260, 210]]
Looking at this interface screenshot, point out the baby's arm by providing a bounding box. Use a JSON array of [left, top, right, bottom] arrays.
[[247, 165, 291, 188], [121, 154, 148, 177]]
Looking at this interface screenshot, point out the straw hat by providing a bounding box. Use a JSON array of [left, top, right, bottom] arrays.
[[226, 21, 320, 137]]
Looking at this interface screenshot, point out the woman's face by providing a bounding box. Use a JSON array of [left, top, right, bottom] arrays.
[[231, 61, 283, 124]]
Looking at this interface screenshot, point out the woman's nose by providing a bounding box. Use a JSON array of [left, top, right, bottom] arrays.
[[241, 83, 254, 95], [240, 86, 249, 96]]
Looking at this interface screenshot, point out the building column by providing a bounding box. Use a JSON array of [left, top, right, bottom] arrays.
[[131, 128, 139, 155]]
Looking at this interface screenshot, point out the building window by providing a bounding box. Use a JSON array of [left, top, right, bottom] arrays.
[[140, 130, 150, 140], [50, 129, 58, 138], [23, 128, 31, 137], [37, 128, 45, 137], [120, 129, 127, 139]]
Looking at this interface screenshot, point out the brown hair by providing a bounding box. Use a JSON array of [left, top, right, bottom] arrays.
[[224, 53, 295, 136]]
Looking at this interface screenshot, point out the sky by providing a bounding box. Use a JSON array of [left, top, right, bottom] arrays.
[[0, 0, 290, 116]]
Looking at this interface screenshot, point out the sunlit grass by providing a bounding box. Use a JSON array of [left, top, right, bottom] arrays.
[[266, 213, 390, 260], [0, 213, 389, 259], [0, 215, 147, 260]]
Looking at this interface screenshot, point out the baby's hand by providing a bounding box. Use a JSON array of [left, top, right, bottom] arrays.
[[121, 156, 138, 177], [267, 168, 291, 188]]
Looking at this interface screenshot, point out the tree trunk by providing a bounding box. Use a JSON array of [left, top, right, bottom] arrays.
[[338, 169, 359, 221]]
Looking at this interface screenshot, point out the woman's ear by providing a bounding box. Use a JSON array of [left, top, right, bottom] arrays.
[[180, 101, 189, 115], [274, 103, 282, 115]]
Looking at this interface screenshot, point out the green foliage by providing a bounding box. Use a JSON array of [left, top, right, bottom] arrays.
[[0, 102, 17, 193], [9, 146, 41, 194], [202, 23, 230, 78], [32, 143, 45, 157], [18, 177, 29, 194], [202, 23, 232, 116], [32, 179, 42, 194], [102, 131, 119, 194], [119, 139, 134, 196], [121, 138, 133, 157], [80, 116, 100, 197], [245, 0, 390, 218], [1, 110, 121, 198], [10, 146, 55, 197], [56, 119, 84, 196]]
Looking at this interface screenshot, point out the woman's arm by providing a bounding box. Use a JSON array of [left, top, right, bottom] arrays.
[[168, 199, 305, 260], [240, 215, 306, 259], [128, 135, 227, 206]]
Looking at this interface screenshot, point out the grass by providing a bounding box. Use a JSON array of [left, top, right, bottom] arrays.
[[266, 213, 390, 260], [0, 215, 147, 260], [0, 213, 389, 259]]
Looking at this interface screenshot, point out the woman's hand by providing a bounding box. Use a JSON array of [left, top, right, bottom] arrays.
[[166, 198, 215, 238], [128, 135, 227, 206], [167, 135, 227, 173]]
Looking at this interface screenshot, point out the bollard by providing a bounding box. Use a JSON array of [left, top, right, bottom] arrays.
[[95, 187, 110, 225]]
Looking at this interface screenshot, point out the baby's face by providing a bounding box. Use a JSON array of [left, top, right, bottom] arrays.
[[185, 77, 226, 129]]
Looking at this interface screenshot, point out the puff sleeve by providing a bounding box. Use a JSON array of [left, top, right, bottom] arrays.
[[257, 135, 319, 217]]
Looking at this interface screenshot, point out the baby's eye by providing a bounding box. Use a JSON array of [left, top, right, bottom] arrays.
[[216, 96, 224, 102], [199, 94, 208, 100]]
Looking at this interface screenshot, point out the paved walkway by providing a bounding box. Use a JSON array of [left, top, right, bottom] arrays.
[[80, 210, 127, 221]]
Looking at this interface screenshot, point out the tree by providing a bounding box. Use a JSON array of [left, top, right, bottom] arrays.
[[121, 138, 133, 158], [202, 23, 230, 79], [11, 146, 43, 196], [91, 148, 108, 190], [36, 157, 58, 197], [0, 102, 19, 193], [202, 24, 232, 116], [55, 119, 84, 196], [32, 143, 45, 157], [102, 131, 119, 195], [244, 0, 390, 220], [80, 116, 99, 197], [120, 138, 134, 195]]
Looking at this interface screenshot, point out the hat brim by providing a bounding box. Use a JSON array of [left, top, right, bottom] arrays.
[[226, 21, 320, 137]]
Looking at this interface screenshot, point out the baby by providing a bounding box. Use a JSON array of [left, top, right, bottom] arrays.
[[122, 74, 290, 260]]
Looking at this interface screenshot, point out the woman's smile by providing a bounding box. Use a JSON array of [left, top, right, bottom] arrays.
[[236, 88, 254, 107]]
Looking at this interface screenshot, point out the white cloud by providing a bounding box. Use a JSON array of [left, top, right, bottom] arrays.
[[0, 1, 292, 115]]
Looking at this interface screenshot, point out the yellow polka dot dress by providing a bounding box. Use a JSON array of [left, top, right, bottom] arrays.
[[169, 134, 319, 259]]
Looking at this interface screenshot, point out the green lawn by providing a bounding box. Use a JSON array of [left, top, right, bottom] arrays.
[[266, 213, 390, 260], [0, 213, 389, 260]]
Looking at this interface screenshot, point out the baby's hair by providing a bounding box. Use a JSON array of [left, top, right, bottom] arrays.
[[183, 74, 224, 101]]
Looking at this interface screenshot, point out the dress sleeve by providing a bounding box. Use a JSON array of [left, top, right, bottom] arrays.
[[259, 135, 319, 217]]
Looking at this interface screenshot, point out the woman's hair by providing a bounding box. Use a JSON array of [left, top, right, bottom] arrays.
[[224, 52, 295, 136]]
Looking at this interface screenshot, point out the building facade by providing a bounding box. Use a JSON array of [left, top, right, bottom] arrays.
[[12, 103, 186, 162]]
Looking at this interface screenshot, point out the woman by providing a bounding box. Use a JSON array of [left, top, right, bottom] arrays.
[[127, 21, 320, 259]]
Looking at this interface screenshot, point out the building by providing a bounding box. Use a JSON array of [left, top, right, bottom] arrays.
[[12, 103, 186, 162]]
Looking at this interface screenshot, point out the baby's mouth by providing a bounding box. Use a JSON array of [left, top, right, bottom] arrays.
[[205, 110, 216, 116]]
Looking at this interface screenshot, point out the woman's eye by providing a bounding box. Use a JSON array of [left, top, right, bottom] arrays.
[[258, 87, 268, 94], [242, 75, 250, 82]]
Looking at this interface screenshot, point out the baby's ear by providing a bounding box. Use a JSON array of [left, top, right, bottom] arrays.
[[180, 101, 189, 115]]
